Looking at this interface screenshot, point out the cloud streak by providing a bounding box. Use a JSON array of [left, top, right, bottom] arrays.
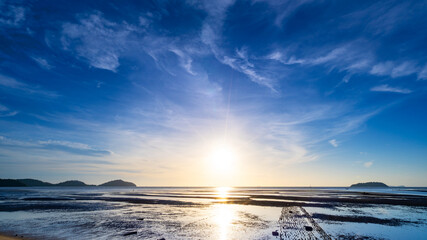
[[0, 136, 111, 157], [61, 12, 136, 72], [329, 139, 339, 147], [0, 74, 58, 98], [0, 1, 25, 27], [364, 161, 373, 168], [370, 84, 412, 94]]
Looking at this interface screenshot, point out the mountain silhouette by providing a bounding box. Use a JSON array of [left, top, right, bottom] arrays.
[[0, 178, 136, 187]]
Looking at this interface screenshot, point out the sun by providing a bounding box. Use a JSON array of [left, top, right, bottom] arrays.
[[207, 143, 236, 174]]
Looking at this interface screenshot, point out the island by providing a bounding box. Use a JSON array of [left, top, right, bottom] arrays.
[[99, 179, 137, 187], [0, 179, 26, 187], [56, 180, 93, 187], [0, 178, 136, 187], [17, 179, 54, 187], [350, 182, 389, 188]]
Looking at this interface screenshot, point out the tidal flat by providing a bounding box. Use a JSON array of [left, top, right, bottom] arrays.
[[0, 187, 426, 239]]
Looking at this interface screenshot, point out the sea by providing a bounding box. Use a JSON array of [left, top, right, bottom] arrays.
[[0, 187, 426, 239]]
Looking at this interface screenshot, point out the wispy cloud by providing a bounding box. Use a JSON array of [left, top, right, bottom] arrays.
[[370, 61, 418, 78], [364, 161, 373, 168], [32, 57, 53, 70], [38, 140, 112, 156], [199, 0, 276, 91], [0, 103, 18, 117], [258, 0, 315, 28], [329, 139, 339, 147], [268, 42, 375, 79], [0, 2, 25, 27], [169, 48, 195, 75], [0, 74, 58, 98], [370, 84, 412, 94], [61, 12, 136, 72], [418, 64, 427, 80], [0, 136, 111, 157]]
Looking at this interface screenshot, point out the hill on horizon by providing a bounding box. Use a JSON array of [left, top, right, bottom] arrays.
[[0, 179, 26, 187], [56, 180, 93, 187], [350, 182, 389, 188], [18, 179, 54, 187], [0, 178, 136, 187], [98, 179, 137, 187]]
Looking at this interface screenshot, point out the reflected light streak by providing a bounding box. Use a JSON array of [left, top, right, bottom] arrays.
[[214, 204, 235, 240], [216, 186, 232, 199], [214, 187, 235, 240]]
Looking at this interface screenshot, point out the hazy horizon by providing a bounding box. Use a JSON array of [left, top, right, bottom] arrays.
[[0, 0, 427, 187]]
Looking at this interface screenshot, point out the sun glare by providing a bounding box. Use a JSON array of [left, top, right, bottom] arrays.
[[216, 186, 232, 199], [207, 144, 236, 174]]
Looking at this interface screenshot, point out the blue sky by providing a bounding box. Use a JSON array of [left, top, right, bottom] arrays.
[[0, 0, 426, 186]]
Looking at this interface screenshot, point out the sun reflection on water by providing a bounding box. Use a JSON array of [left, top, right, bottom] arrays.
[[216, 186, 232, 200], [214, 187, 235, 240], [214, 204, 235, 240]]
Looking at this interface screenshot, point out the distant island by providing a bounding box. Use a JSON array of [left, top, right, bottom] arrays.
[[99, 179, 136, 187], [0, 179, 26, 187], [350, 182, 389, 188], [56, 180, 95, 187], [0, 178, 136, 187]]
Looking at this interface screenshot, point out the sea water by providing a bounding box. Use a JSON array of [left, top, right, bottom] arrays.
[[0, 187, 426, 239]]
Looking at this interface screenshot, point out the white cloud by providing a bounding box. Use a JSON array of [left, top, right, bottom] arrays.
[[32, 57, 52, 70], [418, 64, 427, 80], [364, 161, 373, 168], [61, 12, 135, 72], [139, 16, 151, 27], [0, 74, 57, 98], [342, 74, 351, 83], [0, 74, 26, 88], [370, 84, 411, 94], [169, 48, 195, 75], [266, 51, 305, 65], [0, 3, 25, 27], [370, 61, 418, 78], [370, 61, 394, 76], [0, 135, 37, 147], [311, 47, 347, 65], [391, 62, 418, 78], [269, 42, 375, 76], [222, 54, 276, 91], [38, 140, 92, 150], [256, 0, 315, 27], [0, 136, 111, 156], [0, 103, 17, 117], [328, 139, 338, 147], [198, 0, 276, 91]]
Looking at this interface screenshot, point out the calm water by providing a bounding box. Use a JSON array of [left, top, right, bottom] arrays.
[[0, 187, 426, 239]]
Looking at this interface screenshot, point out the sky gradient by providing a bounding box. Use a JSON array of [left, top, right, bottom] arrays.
[[0, 0, 426, 186]]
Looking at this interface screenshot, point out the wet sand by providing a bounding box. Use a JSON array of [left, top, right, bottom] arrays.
[[1, 187, 426, 239]]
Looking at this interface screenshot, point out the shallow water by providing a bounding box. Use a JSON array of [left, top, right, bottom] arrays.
[[0, 187, 426, 239]]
